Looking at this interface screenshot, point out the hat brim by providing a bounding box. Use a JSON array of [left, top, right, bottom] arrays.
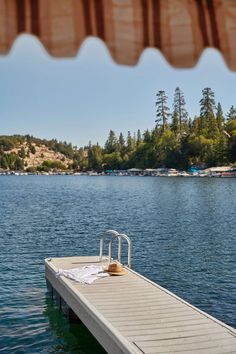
[[106, 269, 127, 276]]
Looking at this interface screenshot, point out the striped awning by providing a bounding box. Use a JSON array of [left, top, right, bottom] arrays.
[[0, 0, 236, 70]]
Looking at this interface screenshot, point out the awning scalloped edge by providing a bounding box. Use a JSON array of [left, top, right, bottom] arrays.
[[0, 0, 235, 71]]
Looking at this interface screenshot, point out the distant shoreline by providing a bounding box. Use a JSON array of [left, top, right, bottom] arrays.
[[1, 168, 236, 178]]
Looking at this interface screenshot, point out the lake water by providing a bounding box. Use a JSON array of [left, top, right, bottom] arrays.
[[0, 176, 235, 353]]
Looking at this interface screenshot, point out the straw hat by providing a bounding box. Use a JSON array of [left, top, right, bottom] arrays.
[[106, 262, 127, 276]]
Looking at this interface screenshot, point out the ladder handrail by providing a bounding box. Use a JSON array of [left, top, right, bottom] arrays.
[[99, 230, 120, 262], [108, 233, 132, 268], [118, 233, 132, 268], [99, 229, 132, 268]]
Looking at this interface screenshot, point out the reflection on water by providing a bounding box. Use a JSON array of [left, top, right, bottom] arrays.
[[44, 296, 106, 354], [0, 176, 235, 353]]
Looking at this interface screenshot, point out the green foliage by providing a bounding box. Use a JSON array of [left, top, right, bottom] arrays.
[[0, 137, 16, 151], [35, 160, 66, 171], [155, 90, 170, 132], [29, 144, 36, 154], [0, 152, 24, 170], [227, 106, 236, 121], [200, 87, 216, 120], [126, 131, 135, 152], [216, 102, 224, 131], [215, 135, 229, 165], [118, 132, 125, 152], [136, 129, 142, 146], [173, 87, 188, 136], [51, 141, 74, 159], [0, 87, 235, 171], [103, 152, 122, 170], [87, 87, 235, 170], [171, 110, 180, 136], [0, 135, 75, 158], [199, 87, 218, 138], [104, 130, 118, 154], [88, 144, 103, 171], [18, 147, 26, 159], [25, 166, 37, 173], [226, 118, 236, 161]]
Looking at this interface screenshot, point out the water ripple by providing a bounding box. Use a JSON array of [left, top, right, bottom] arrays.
[[0, 176, 235, 353]]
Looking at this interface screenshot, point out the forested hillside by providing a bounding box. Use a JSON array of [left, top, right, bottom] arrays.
[[0, 135, 76, 171], [1, 87, 236, 171], [86, 87, 236, 171]]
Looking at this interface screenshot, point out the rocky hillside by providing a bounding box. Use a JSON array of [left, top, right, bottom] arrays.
[[7, 142, 73, 168], [0, 135, 79, 171]]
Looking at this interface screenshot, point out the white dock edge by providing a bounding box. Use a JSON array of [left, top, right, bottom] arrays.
[[45, 256, 236, 354]]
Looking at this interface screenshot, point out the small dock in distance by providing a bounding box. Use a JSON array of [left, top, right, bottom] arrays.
[[45, 255, 236, 354]]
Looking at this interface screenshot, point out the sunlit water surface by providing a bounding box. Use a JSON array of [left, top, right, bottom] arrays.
[[0, 176, 235, 353]]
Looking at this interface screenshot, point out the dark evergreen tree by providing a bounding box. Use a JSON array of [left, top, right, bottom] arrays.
[[155, 90, 170, 132], [215, 135, 228, 165], [208, 112, 219, 138], [199, 87, 217, 136], [200, 87, 216, 120], [126, 131, 134, 152], [216, 102, 224, 131], [191, 116, 201, 136], [18, 147, 26, 159], [104, 130, 117, 153], [227, 106, 236, 121], [14, 157, 24, 170], [88, 144, 103, 171], [188, 117, 192, 130], [133, 132, 137, 146], [143, 130, 151, 143], [172, 87, 188, 135], [118, 132, 125, 152], [171, 110, 180, 135], [0, 154, 8, 169], [136, 129, 142, 146]]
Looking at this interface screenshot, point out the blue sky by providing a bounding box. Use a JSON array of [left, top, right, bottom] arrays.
[[0, 35, 236, 147]]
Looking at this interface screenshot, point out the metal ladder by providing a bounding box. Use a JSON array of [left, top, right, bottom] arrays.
[[99, 229, 132, 268]]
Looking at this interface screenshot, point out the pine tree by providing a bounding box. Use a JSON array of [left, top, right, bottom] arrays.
[[118, 132, 125, 152], [208, 112, 219, 138], [226, 106, 236, 121], [216, 134, 228, 165], [172, 87, 188, 136], [143, 130, 151, 143], [199, 87, 217, 136], [192, 116, 201, 136], [104, 130, 117, 153], [155, 90, 170, 132], [136, 129, 142, 146], [200, 87, 216, 119], [188, 117, 192, 130], [0, 154, 8, 169], [133, 132, 137, 146], [171, 110, 180, 135], [216, 102, 224, 131], [14, 156, 24, 170], [126, 131, 134, 152], [18, 147, 26, 159], [88, 144, 103, 171]]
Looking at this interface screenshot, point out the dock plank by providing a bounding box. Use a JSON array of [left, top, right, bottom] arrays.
[[45, 256, 236, 354]]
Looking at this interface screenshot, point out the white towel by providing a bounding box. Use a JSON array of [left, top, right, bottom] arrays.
[[56, 265, 109, 284]]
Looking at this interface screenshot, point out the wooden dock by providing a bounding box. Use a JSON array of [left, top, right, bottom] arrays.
[[45, 256, 236, 354]]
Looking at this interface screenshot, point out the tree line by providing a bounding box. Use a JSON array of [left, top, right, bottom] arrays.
[[0, 87, 236, 171], [84, 87, 236, 171]]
